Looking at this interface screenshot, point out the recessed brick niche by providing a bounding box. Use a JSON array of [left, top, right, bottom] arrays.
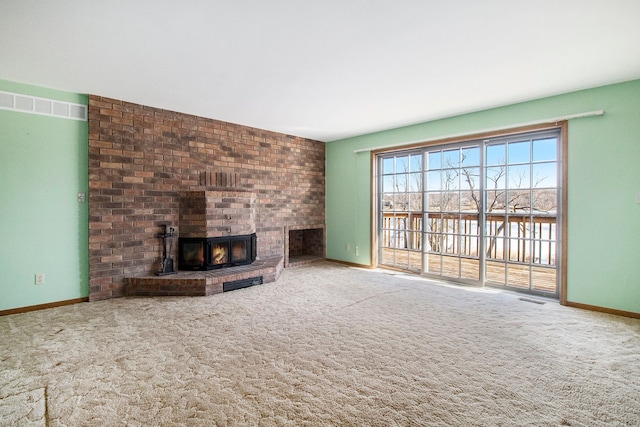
[[88, 95, 325, 301], [285, 225, 326, 267]]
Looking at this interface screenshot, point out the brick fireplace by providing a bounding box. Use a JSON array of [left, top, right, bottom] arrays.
[[88, 96, 325, 300], [178, 190, 257, 271]]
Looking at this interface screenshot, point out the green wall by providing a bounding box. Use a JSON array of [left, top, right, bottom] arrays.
[[327, 79, 640, 314], [0, 80, 89, 311]]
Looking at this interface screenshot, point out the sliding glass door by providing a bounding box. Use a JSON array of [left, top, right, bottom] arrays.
[[377, 129, 561, 297]]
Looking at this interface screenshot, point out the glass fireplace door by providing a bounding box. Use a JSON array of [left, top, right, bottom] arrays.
[[231, 239, 248, 264]]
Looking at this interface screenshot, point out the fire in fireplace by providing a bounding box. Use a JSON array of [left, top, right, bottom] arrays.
[[178, 233, 257, 271]]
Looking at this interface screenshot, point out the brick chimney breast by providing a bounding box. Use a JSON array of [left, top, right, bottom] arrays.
[[179, 191, 256, 238]]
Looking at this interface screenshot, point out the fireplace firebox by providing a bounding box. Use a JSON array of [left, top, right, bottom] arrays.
[[178, 233, 257, 271]]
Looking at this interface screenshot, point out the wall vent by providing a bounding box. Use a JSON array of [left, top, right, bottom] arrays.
[[0, 90, 87, 121], [223, 276, 263, 292]]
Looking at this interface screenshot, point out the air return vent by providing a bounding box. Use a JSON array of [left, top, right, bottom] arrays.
[[0, 90, 87, 121], [0, 92, 13, 108]]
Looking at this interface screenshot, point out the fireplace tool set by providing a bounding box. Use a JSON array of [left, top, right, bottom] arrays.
[[157, 225, 177, 276]]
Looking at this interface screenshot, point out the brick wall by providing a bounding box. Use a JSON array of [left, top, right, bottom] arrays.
[[88, 95, 325, 301]]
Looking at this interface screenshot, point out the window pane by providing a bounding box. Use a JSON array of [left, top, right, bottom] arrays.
[[460, 191, 479, 212], [442, 235, 458, 255], [461, 236, 479, 258], [427, 171, 441, 191], [410, 154, 422, 173], [461, 258, 479, 280], [461, 146, 480, 167], [442, 192, 460, 212], [396, 156, 409, 173], [531, 219, 556, 241], [486, 166, 506, 189], [507, 264, 530, 289], [409, 172, 422, 192], [426, 192, 441, 211], [486, 190, 506, 212], [533, 138, 557, 162], [383, 176, 395, 193], [486, 237, 505, 260], [394, 194, 409, 211], [508, 165, 530, 189], [396, 173, 408, 192], [532, 163, 557, 188], [443, 149, 459, 168], [485, 216, 506, 237], [508, 190, 531, 213], [426, 254, 441, 273], [460, 215, 480, 236], [409, 193, 423, 211], [532, 189, 557, 212], [428, 151, 441, 170], [486, 260, 506, 283], [460, 167, 479, 191], [532, 266, 556, 291], [508, 140, 530, 164], [443, 217, 457, 234], [443, 169, 459, 190], [409, 250, 422, 271], [382, 193, 394, 211], [382, 157, 394, 175], [426, 214, 442, 233], [442, 255, 460, 277], [486, 144, 506, 166], [508, 238, 530, 263]]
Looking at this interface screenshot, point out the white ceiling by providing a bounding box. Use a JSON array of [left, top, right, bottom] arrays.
[[2, 1, 640, 142]]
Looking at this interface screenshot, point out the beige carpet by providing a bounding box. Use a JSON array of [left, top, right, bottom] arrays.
[[1, 262, 639, 426]]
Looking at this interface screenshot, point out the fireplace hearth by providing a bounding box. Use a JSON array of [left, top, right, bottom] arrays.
[[179, 233, 257, 271]]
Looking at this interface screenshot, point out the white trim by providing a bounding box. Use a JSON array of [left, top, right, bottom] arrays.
[[353, 110, 604, 154], [0, 90, 87, 121]]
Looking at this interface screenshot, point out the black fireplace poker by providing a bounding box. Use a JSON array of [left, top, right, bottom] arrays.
[[157, 225, 177, 276]]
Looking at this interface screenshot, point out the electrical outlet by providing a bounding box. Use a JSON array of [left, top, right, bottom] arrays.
[[355, 246, 359, 256], [77, 192, 86, 203], [346, 243, 350, 252], [35, 273, 45, 285]]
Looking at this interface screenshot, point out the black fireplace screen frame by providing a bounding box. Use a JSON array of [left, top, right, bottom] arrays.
[[178, 233, 257, 271]]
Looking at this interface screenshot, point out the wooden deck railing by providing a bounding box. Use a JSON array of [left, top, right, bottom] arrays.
[[382, 212, 556, 265]]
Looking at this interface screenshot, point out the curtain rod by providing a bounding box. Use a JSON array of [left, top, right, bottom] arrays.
[[353, 109, 604, 154]]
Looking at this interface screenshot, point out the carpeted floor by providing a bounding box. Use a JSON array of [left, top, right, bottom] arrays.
[[1, 262, 639, 426]]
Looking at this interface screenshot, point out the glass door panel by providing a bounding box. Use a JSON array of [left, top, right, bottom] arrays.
[[379, 151, 423, 272], [423, 145, 480, 282], [484, 132, 559, 295]]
